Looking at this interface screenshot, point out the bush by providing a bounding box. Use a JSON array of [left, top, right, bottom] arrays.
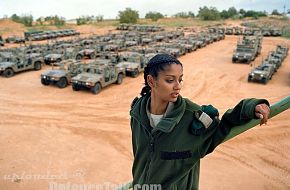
[[173, 11, 195, 19], [145, 11, 164, 21], [11, 14, 33, 27], [118, 8, 139, 23], [198, 6, 220, 20]]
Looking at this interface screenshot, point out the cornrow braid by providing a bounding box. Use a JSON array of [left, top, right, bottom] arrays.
[[140, 54, 183, 97]]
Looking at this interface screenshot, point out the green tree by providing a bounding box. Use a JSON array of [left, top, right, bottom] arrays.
[[271, 9, 281, 15], [228, 7, 238, 17], [239, 9, 246, 16], [198, 6, 220, 20], [220, 10, 229, 19], [174, 11, 195, 18], [96, 15, 104, 22], [11, 14, 33, 26], [145, 11, 164, 21], [118, 8, 139, 23]]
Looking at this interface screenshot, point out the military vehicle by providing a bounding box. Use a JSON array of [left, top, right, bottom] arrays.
[[71, 59, 125, 94], [271, 28, 282, 36], [225, 27, 234, 35], [44, 53, 63, 65], [262, 28, 271, 36], [0, 35, 5, 46], [5, 36, 25, 43], [233, 27, 243, 35], [116, 52, 145, 77], [248, 64, 275, 84], [41, 59, 84, 88], [244, 28, 254, 35], [76, 49, 97, 60], [266, 51, 283, 68], [232, 35, 262, 63], [0, 56, 43, 77], [275, 45, 289, 60]]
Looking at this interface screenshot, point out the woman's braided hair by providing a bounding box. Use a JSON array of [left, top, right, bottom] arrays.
[[140, 54, 183, 97]]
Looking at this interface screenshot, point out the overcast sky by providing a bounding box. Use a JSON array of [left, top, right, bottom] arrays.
[[0, 0, 289, 20]]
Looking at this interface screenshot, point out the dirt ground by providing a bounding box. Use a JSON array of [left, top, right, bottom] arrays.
[[0, 28, 290, 190]]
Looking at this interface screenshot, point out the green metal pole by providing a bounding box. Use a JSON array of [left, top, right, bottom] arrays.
[[223, 95, 290, 142], [117, 95, 290, 190]]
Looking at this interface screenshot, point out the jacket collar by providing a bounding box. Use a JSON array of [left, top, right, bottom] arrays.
[[130, 93, 186, 133]]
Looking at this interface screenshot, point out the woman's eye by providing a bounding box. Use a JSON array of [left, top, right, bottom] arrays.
[[166, 79, 174, 83]]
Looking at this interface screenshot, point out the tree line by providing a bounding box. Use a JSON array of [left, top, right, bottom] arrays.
[[7, 6, 286, 26]]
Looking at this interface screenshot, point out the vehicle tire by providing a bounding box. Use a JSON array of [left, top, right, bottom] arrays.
[[90, 53, 96, 59], [247, 76, 252, 82], [41, 78, 50, 86], [76, 54, 82, 60], [132, 69, 139, 78], [57, 77, 68, 88], [72, 83, 80, 91], [262, 78, 268, 84], [34, 61, 42, 70], [91, 83, 101, 94], [116, 73, 123, 84], [3, 68, 14, 78]]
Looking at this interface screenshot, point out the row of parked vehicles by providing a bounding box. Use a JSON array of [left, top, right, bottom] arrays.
[[223, 26, 282, 36], [248, 45, 289, 84], [0, 26, 225, 81]]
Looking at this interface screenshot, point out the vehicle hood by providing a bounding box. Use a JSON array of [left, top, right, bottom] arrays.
[[45, 54, 62, 58], [252, 70, 267, 75], [0, 62, 14, 68], [42, 69, 67, 77], [117, 61, 139, 68], [72, 73, 102, 82]]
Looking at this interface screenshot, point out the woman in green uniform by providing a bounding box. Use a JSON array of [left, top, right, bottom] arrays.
[[130, 54, 270, 190]]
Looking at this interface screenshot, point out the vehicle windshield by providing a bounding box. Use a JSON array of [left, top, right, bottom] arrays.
[[236, 48, 253, 53]]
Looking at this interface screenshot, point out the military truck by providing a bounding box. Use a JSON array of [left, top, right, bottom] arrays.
[[44, 53, 63, 65], [271, 28, 282, 36], [71, 59, 125, 94], [233, 27, 243, 35], [76, 48, 97, 60], [262, 28, 271, 36], [225, 27, 234, 35], [41, 59, 84, 88], [248, 64, 275, 84], [116, 52, 145, 77], [266, 51, 283, 69], [5, 36, 25, 43], [232, 35, 262, 63], [0, 35, 4, 46], [0, 57, 43, 77]]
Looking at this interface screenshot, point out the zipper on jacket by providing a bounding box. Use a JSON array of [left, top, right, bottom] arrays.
[[145, 133, 155, 183]]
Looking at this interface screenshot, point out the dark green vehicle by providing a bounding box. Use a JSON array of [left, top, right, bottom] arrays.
[[71, 59, 125, 94], [0, 56, 43, 77], [41, 59, 84, 88]]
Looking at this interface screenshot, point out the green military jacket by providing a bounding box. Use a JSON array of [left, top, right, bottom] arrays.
[[130, 94, 269, 190]]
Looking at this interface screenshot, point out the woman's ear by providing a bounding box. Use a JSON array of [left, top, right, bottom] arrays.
[[147, 75, 155, 88]]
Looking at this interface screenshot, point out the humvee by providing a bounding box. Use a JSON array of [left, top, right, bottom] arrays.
[[0, 57, 43, 77], [0, 35, 4, 46], [248, 65, 275, 84], [41, 59, 84, 88], [116, 52, 145, 77], [71, 59, 125, 94], [76, 49, 97, 60], [44, 53, 63, 65]]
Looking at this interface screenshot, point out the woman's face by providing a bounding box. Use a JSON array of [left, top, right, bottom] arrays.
[[149, 64, 183, 103]]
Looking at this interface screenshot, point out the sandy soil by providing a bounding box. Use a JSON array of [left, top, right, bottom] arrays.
[[0, 34, 289, 190]]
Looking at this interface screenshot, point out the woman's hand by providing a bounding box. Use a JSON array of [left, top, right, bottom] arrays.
[[255, 104, 270, 125]]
